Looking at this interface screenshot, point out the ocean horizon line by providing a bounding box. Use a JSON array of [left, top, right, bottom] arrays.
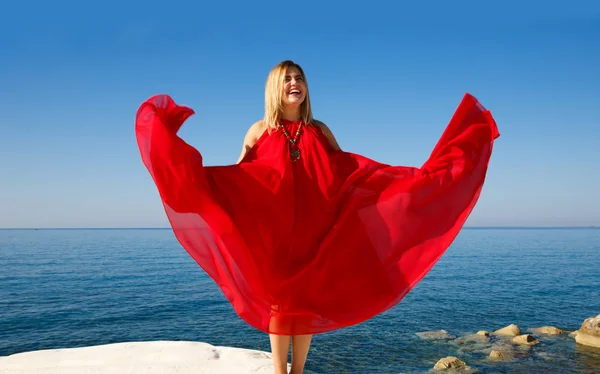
[[0, 226, 598, 230]]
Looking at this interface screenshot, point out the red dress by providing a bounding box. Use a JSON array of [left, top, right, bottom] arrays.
[[135, 93, 499, 335]]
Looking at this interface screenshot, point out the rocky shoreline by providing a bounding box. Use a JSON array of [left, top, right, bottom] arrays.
[[420, 314, 600, 372], [0, 315, 598, 373]]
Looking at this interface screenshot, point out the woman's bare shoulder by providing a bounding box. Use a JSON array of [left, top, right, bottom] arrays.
[[237, 120, 267, 163], [312, 119, 341, 151], [250, 119, 267, 135]]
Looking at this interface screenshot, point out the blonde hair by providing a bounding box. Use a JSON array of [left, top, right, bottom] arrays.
[[263, 60, 313, 131]]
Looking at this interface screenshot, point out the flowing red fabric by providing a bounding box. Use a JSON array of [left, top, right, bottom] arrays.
[[135, 93, 499, 335]]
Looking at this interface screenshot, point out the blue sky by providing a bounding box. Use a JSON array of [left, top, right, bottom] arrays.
[[1, 0, 598, 228]]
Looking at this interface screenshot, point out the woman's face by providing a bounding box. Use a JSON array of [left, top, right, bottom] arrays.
[[282, 66, 307, 107]]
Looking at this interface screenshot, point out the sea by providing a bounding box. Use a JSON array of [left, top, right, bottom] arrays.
[[1, 227, 599, 373]]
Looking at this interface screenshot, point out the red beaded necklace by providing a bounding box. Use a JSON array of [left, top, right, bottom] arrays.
[[279, 121, 303, 162]]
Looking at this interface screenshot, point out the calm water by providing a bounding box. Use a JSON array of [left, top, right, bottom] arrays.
[[1, 228, 599, 373]]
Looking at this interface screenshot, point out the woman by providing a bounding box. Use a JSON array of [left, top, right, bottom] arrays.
[[135, 60, 499, 374], [235, 61, 339, 374]]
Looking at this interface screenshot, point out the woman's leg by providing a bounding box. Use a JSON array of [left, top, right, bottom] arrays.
[[290, 334, 313, 374], [270, 334, 291, 374]]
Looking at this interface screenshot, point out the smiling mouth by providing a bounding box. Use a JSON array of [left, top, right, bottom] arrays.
[[289, 90, 301, 95]]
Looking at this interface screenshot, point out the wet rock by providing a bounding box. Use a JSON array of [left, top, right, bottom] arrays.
[[433, 356, 471, 370], [416, 330, 456, 341], [454, 333, 488, 344], [512, 334, 540, 346], [476, 331, 490, 337], [493, 324, 521, 336], [528, 326, 564, 335], [484, 343, 519, 362], [489, 350, 512, 360], [454, 333, 491, 353], [535, 351, 567, 362], [488, 343, 514, 354]]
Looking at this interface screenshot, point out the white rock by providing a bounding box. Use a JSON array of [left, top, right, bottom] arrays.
[[0, 341, 286, 374], [575, 314, 600, 349]]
